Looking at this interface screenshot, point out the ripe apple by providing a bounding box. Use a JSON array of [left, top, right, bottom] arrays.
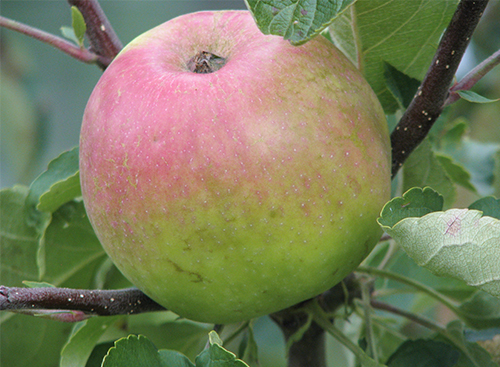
[[80, 10, 391, 324]]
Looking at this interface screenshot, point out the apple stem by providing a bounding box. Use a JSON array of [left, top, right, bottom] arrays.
[[187, 51, 227, 73], [0, 286, 165, 317], [390, 0, 489, 178]]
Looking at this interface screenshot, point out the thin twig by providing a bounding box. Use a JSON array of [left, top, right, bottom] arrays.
[[67, 0, 122, 68], [445, 48, 500, 106], [0, 15, 102, 65], [0, 286, 165, 319], [390, 0, 489, 178], [370, 299, 446, 334]]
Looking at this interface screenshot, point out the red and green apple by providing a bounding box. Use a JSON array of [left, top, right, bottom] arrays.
[[79, 10, 391, 324]]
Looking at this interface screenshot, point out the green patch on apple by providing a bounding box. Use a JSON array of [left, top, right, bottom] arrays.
[[79, 11, 391, 324]]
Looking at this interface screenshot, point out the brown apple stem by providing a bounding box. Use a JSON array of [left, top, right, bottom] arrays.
[[390, 0, 489, 178], [0, 15, 103, 65], [67, 0, 122, 69], [187, 51, 227, 73], [0, 286, 166, 319]]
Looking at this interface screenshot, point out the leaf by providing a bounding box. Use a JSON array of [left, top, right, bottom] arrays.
[[239, 324, 259, 367], [440, 139, 500, 196], [469, 197, 500, 220], [403, 139, 457, 208], [386, 339, 459, 367], [102, 334, 194, 367], [384, 62, 421, 109], [244, 0, 356, 45], [377, 186, 443, 228], [26, 147, 81, 214], [329, 0, 459, 113], [60, 26, 80, 45], [435, 153, 477, 193], [127, 317, 211, 362], [38, 200, 105, 287], [60, 316, 122, 367], [457, 90, 500, 104], [71, 6, 86, 47], [22, 280, 55, 288], [380, 207, 500, 299], [195, 331, 249, 367], [442, 320, 498, 367], [494, 150, 500, 198], [459, 292, 500, 330]]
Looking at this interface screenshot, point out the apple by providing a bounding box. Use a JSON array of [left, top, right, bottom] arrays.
[[79, 10, 391, 324]]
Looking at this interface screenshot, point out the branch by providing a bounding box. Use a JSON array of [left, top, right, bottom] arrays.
[[390, 0, 489, 178], [67, 0, 122, 68], [0, 16, 103, 65], [270, 274, 361, 367], [0, 286, 166, 320], [445, 48, 500, 106]]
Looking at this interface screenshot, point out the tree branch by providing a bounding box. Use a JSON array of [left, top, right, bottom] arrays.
[[445, 47, 500, 106], [0, 15, 103, 65], [390, 0, 489, 178], [270, 274, 361, 367], [0, 286, 165, 319], [67, 0, 122, 68]]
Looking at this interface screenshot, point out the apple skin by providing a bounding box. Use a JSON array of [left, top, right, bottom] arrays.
[[80, 10, 391, 324]]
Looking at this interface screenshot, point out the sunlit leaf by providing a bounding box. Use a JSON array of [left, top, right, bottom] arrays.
[[457, 90, 500, 104], [403, 139, 456, 208], [245, 0, 355, 45], [71, 6, 86, 47], [380, 202, 500, 298], [329, 0, 458, 113]]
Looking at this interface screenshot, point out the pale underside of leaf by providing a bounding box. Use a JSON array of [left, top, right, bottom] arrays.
[[382, 209, 500, 297]]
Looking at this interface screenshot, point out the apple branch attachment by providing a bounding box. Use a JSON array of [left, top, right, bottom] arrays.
[[67, 0, 122, 67], [0, 286, 166, 321], [390, 0, 489, 178]]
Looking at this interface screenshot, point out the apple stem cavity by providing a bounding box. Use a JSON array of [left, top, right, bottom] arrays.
[[187, 51, 227, 73]]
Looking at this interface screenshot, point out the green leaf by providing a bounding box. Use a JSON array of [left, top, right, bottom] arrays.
[[329, 0, 458, 113], [27, 147, 81, 214], [239, 325, 259, 367], [38, 200, 105, 286], [60, 26, 80, 45], [386, 339, 459, 367], [22, 280, 55, 288], [443, 320, 498, 367], [127, 316, 211, 362], [440, 118, 469, 149], [60, 316, 122, 367], [195, 331, 249, 367], [440, 139, 499, 196], [384, 62, 421, 109], [435, 153, 477, 193], [459, 292, 500, 330], [403, 139, 457, 208], [380, 207, 500, 299], [71, 6, 86, 47], [457, 90, 500, 104], [493, 150, 500, 198], [244, 0, 356, 45], [469, 197, 500, 220], [102, 334, 194, 367], [377, 187, 443, 228], [0, 186, 41, 296]]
